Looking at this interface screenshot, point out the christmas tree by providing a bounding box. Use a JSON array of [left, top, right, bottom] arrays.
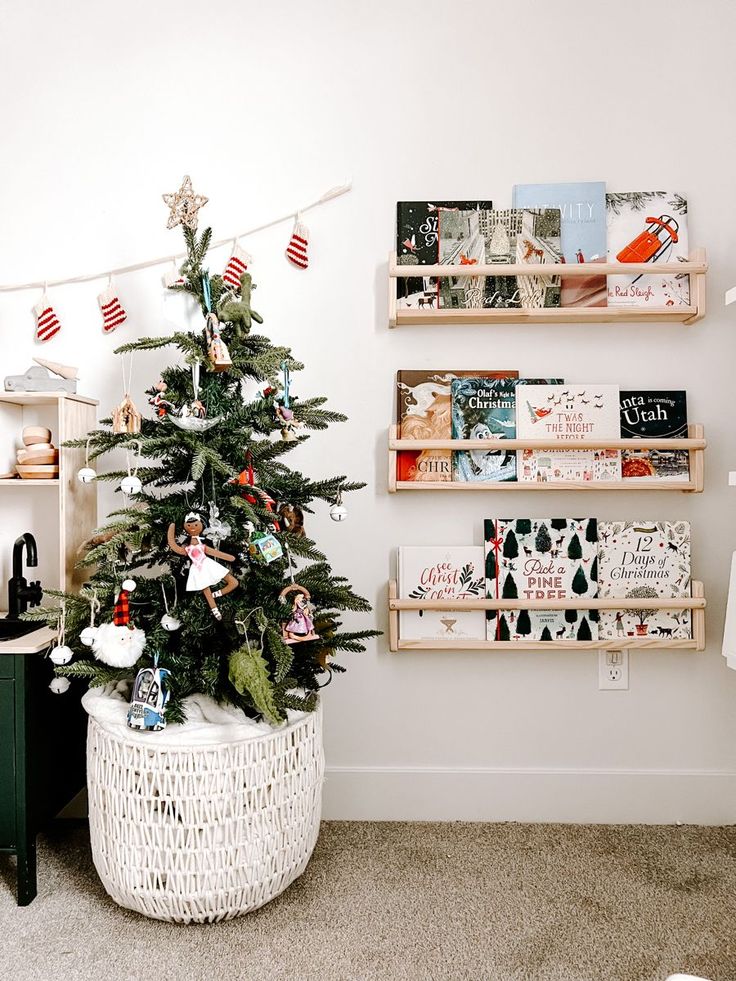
[[30, 184, 378, 725]]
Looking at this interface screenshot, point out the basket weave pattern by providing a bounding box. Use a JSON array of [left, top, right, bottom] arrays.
[[86, 707, 324, 923]]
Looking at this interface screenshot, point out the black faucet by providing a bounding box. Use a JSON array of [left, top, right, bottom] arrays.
[[7, 533, 42, 619]]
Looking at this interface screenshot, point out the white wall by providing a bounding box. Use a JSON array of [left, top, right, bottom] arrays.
[[1, 0, 735, 823]]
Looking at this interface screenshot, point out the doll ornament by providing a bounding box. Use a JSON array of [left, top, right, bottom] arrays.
[[168, 512, 239, 620], [279, 584, 319, 644]]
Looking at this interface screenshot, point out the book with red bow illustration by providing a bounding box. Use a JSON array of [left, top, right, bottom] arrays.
[[484, 518, 599, 642]]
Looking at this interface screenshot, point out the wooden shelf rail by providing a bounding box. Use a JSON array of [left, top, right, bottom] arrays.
[[388, 424, 705, 493], [388, 248, 707, 326], [388, 580, 706, 652]]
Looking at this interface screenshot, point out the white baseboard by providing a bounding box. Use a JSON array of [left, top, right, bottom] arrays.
[[322, 766, 736, 824]]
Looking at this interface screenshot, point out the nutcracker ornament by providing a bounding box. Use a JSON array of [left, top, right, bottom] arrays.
[[279, 584, 319, 644], [202, 273, 232, 372], [167, 512, 239, 620], [274, 361, 304, 442]]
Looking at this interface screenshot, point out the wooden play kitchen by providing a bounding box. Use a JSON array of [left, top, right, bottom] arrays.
[[0, 391, 98, 904]]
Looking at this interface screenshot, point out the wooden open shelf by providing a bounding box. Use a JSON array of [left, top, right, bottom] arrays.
[[388, 580, 706, 652], [388, 249, 707, 326], [388, 424, 705, 493]]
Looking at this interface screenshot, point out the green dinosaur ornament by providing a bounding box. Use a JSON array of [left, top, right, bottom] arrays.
[[217, 272, 264, 336]]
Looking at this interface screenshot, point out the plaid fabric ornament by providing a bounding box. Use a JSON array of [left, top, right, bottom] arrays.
[[97, 280, 128, 333], [33, 290, 62, 343], [222, 242, 252, 290], [285, 215, 309, 269], [113, 589, 131, 626]]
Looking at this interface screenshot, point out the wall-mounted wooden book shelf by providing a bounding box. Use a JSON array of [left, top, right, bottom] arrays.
[[388, 249, 707, 327], [388, 424, 705, 493], [388, 580, 706, 653]]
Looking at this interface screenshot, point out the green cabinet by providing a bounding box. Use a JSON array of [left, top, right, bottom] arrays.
[[0, 654, 87, 905]]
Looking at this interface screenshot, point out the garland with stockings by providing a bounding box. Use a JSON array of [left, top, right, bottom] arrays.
[[3, 175, 351, 342]]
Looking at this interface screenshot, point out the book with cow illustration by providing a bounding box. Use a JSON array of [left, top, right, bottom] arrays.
[[620, 391, 689, 481], [395, 201, 493, 310], [397, 545, 486, 642], [484, 518, 599, 642], [451, 377, 518, 482], [516, 384, 621, 482], [512, 181, 607, 307], [606, 191, 690, 306], [437, 207, 563, 310], [597, 521, 691, 640], [396, 369, 518, 482]]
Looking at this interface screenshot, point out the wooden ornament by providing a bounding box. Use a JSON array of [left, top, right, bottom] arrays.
[[205, 312, 233, 373], [113, 394, 142, 434]]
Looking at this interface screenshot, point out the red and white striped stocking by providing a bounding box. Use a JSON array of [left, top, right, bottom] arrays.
[[97, 282, 128, 333], [33, 291, 62, 343], [285, 215, 309, 269], [222, 242, 251, 290]]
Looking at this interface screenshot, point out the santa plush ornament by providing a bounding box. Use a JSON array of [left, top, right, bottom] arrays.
[[92, 579, 146, 668]]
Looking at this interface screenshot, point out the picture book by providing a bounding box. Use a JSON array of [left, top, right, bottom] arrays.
[[396, 201, 493, 310], [396, 369, 518, 482], [597, 521, 692, 640], [516, 384, 621, 482], [512, 182, 607, 307], [606, 192, 690, 306], [397, 546, 486, 642], [451, 377, 517, 482], [620, 391, 689, 482], [437, 208, 563, 310], [484, 518, 599, 642]]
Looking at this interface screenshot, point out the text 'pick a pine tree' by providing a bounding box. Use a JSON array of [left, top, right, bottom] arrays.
[[30, 186, 378, 725]]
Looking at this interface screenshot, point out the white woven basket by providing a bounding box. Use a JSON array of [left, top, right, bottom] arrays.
[[86, 704, 324, 923]]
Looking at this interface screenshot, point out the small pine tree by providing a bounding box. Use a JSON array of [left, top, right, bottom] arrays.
[[486, 549, 497, 582], [588, 608, 600, 623], [590, 556, 598, 582], [515, 519, 532, 535], [585, 519, 597, 544], [34, 212, 378, 724], [502, 573, 518, 599], [550, 518, 567, 531], [503, 530, 519, 559], [535, 522, 552, 553], [497, 615, 510, 641], [567, 533, 583, 559], [572, 566, 588, 595], [540, 626, 552, 641], [516, 609, 532, 636], [577, 616, 592, 641], [564, 608, 578, 625]]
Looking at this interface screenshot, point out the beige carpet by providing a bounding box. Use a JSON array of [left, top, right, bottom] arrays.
[[0, 822, 734, 981]]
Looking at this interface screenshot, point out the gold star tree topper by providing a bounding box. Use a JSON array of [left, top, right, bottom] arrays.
[[162, 175, 209, 230]]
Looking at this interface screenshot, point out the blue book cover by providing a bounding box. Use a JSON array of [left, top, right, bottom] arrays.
[[512, 182, 607, 307], [451, 377, 517, 481]]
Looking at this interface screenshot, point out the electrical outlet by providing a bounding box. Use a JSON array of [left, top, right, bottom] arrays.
[[598, 650, 629, 690]]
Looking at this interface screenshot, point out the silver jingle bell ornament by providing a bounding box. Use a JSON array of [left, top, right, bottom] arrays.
[[120, 474, 143, 495], [49, 644, 73, 665], [160, 612, 181, 632], [80, 626, 98, 647], [330, 502, 348, 522], [77, 466, 97, 484], [49, 676, 71, 694]]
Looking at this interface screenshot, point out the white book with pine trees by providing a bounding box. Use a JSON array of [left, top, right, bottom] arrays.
[[484, 518, 599, 642]]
